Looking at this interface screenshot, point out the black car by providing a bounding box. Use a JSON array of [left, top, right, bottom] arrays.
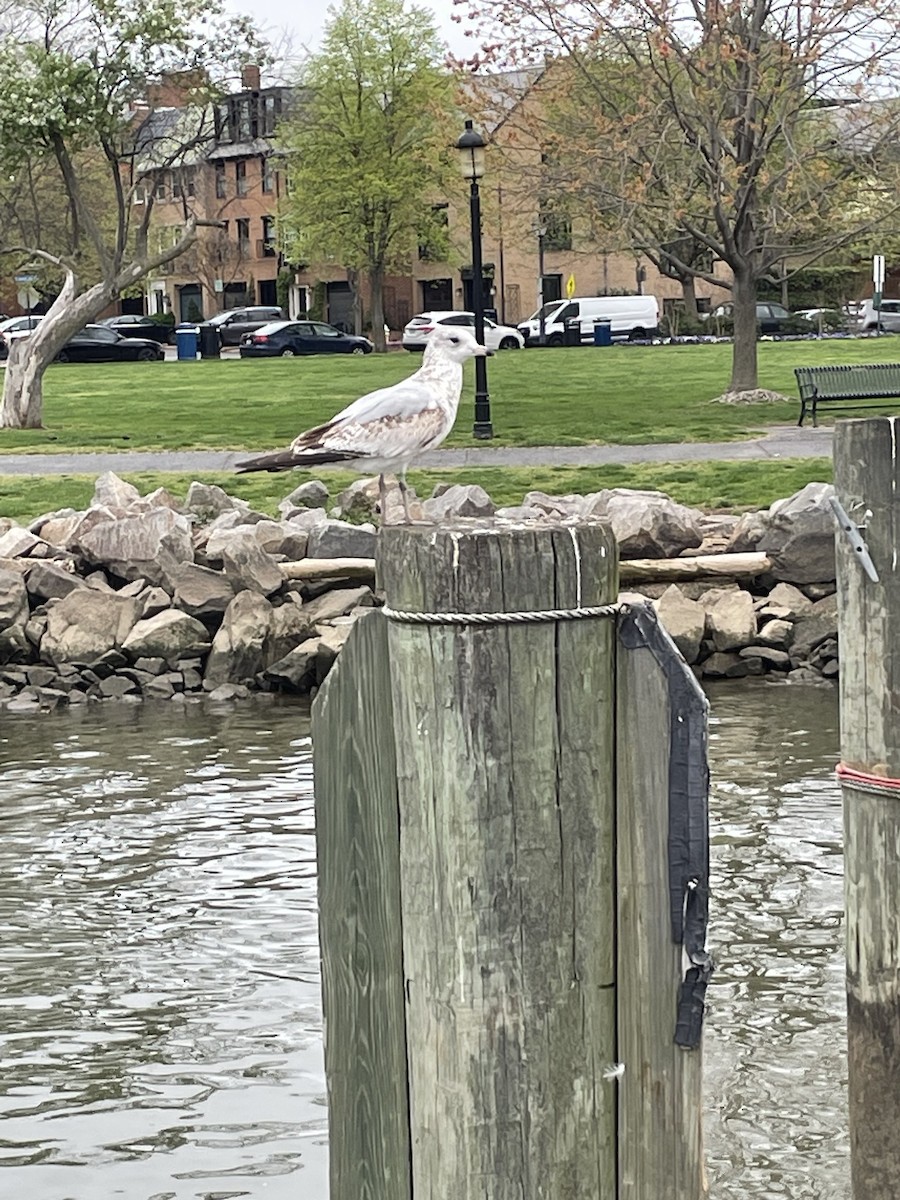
[[99, 314, 171, 344], [239, 320, 374, 357], [55, 325, 165, 363]]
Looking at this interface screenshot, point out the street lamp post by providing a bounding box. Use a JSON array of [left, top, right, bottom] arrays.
[[456, 119, 492, 439]]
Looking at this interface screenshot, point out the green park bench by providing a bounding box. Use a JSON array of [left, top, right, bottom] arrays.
[[795, 363, 900, 427]]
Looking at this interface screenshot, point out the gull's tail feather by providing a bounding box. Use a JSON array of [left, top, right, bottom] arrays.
[[235, 447, 360, 474]]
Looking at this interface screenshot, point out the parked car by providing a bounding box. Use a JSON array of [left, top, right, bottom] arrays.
[[709, 302, 813, 334], [239, 321, 374, 357], [174, 305, 286, 347], [860, 298, 900, 333], [99, 314, 172, 344], [54, 325, 165, 363], [0, 314, 44, 359], [402, 311, 525, 352]]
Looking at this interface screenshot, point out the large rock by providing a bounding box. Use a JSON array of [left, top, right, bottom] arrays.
[[307, 520, 378, 559], [41, 589, 140, 665], [268, 602, 316, 663], [0, 527, 45, 558], [122, 609, 210, 661], [185, 482, 249, 522], [789, 594, 838, 662], [654, 584, 706, 664], [0, 565, 29, 631], [701, 587, 757, 651], [219, 533, 284, 596], [726, 509, 770, 553], [25, 560, 85, 602], [91, 471, 141, 510], [302, 586, 374, 624], [423, 484, 495, 521], [759, 582, 813, 620], [582, 489, 704, 558], [204, 591, 275, 686], [170, 562, 236, 618], [242, 520, 309, 560], [280, 479, 329, 512], [263, 637, 322, 690], [77, 508, 194, 585], [757, 482, 836, 583]]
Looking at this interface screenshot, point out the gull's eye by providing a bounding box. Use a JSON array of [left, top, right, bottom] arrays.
[[450, 336, 460, 344]]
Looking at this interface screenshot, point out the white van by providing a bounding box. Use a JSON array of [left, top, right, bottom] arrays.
[[518, 294, 659, 346]]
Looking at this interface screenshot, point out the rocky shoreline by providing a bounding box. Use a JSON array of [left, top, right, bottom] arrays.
[[0, 472, 839, 711]]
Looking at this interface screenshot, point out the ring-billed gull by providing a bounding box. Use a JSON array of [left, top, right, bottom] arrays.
[[235, 324, 490, 522]]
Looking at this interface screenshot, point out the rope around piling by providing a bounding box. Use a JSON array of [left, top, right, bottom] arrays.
[[381, 602, 627, 627]]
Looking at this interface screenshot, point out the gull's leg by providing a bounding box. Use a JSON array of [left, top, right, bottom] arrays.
[[378, 473, 389, 526], [398, 468, 411, 524]]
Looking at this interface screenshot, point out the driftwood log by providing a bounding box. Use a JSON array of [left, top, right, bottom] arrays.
[[282, 551, 771, 586]]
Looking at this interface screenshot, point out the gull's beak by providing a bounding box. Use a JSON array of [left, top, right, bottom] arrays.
[[475, 345, 492, 357]]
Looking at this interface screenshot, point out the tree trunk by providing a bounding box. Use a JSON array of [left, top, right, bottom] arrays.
[[680, 274, 699, 320], [368, 265, 387, 352], [0, 275, 114, 429], [1, 339, 46, 428], [728, 269, 759, 392]]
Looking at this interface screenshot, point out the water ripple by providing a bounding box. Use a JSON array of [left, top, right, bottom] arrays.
[[0, 699, 326, 1199]]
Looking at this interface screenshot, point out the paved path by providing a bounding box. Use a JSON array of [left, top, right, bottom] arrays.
[[0, 425, 833, 477]]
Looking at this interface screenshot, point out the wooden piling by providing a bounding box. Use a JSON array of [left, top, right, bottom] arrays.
[[834, 418, 900, 1200], [313, 516, 708, 1199]]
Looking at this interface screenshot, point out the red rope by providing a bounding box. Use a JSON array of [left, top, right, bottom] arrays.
[[837, 762, 900, 791]]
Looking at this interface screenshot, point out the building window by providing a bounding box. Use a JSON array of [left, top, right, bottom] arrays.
[[237, 98, 252, 141], [237, 218, 250, 256], [215, 162, 226, 199], [236, 160, 248, 197], [172, 170, 183, 200], [262, 156, 274, 194], [184, 168, 195, 199], [261, 216, 276, 256], [155, 172, 167, 202], [262, 94, 277, 136]]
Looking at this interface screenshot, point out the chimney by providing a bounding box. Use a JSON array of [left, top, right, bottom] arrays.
[[241, 64, 261, 91]]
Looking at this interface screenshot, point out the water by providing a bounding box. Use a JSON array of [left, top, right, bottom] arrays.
[[0, 700, 326, 1199], [0, 682, 846, 1197]]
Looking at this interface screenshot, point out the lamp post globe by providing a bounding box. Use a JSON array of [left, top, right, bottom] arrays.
[[456, 120, 492, 439]]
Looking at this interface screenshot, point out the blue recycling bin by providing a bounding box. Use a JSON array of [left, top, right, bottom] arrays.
[[593, 319, 612, 346], [175, 327, 198, 360]]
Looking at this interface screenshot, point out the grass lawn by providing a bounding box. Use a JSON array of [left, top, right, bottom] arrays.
[[0, 458, 833, 525], [0, 334, 896, 455]]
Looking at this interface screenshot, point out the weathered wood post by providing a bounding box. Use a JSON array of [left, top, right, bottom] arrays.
[[313, 517, 709, 1199], [834, 417, 900, 1200]]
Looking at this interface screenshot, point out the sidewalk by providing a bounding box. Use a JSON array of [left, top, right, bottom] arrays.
[[0, 424, 833, 477]]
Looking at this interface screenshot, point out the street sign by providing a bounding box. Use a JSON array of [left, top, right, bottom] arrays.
[[566, 274, 576, 299], [16, 287, 38, 310], [873, 255, 885, 310], [14, 273, 38, 285]]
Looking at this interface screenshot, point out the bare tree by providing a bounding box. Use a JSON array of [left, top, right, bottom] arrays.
[[468, 0, 900, 391], [0, 0, 267, 427]]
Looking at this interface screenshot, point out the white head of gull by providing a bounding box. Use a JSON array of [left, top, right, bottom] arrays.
[[235, 324, 490, 523]]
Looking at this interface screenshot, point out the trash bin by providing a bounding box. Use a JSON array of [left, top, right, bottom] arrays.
[[593, 319, 613, 347], [175, 327, 198, 360], [564, 318, 581, 347], [198, 324, 221, 359]]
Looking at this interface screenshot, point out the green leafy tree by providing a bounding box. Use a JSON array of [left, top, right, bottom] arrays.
[[0, 0, 266, 428], [279, 0, 457, 352], [473, 0, 900, 392]]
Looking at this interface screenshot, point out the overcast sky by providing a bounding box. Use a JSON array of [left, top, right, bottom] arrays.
[[223, 0, 481, 72]]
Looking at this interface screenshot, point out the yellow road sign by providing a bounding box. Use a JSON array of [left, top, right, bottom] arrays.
[[566, 274, 576, 298]]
